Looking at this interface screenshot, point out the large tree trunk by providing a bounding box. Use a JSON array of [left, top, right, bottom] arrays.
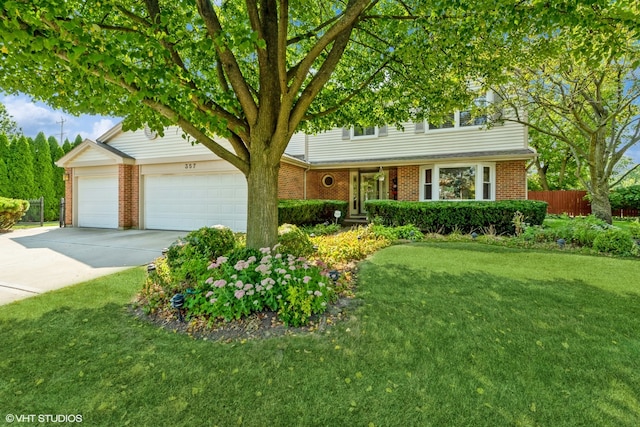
[[245, 154, 281, 249], [590, 180, 612, 224]]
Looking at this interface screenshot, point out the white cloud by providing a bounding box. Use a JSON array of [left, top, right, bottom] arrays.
[[1, 94, 119, 143]]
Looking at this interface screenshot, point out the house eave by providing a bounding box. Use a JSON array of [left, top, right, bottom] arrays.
[[306, 149, 536, 169]]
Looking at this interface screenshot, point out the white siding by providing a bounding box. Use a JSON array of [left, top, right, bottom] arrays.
[[284, 132, 306, 158], [306, 121, 527, 163], [108, 126, 233, 163]]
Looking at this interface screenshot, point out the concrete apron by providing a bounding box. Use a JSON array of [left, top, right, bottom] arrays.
[[0, 226, 184, 305]]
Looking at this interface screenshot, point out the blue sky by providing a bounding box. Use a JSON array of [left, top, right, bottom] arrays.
[[1, 94, 119, 143]]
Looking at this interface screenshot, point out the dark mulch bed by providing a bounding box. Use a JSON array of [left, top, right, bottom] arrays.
[[129, 296, 362, 343]]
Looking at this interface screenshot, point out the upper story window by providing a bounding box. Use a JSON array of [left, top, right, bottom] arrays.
[[428, 113, 455, 130], [352, 126, 377, 139], [460, 95, 487, 127], [420, 163, 495, 201], [425, 95, 489, 131], [342, 125, 388, 140]]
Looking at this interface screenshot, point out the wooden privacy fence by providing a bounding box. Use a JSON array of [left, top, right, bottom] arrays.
[[528, 190, 639, 217], [528, 190, 591, 216]]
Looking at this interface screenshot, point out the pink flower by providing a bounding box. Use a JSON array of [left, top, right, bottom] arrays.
[[314, 291, 323, 297], [303, 276, 312, 284], [260, 247, 271, 254], [213, 279, 227, 288], [210, 298, 217, 304], [261, 277, 275, 286], [205, 291, 214, 298], [235, 281, 244, 289], [243, 283, 253, 291], [234, 290, 245, 299], [205, 277, 214, 285]]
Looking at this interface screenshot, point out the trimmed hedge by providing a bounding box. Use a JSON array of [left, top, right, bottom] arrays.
[[278, 199, 348, 226], [365, 200, 547, 235], [0, 196, 30, 231]]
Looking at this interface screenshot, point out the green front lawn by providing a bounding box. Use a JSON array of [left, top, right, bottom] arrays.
[[1, 243, 639, 426]]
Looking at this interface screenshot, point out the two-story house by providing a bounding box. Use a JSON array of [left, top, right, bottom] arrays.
[[57, 99, 534, 231]]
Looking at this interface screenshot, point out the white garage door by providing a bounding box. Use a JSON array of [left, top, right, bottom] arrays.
[[77, 176, 118, 228], [144, 173, 247, 232]]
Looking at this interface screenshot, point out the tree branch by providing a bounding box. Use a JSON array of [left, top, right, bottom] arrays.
[[196, 0, 258, 125]]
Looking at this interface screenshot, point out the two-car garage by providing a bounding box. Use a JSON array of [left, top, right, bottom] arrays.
[[58, 125, 250, 232]]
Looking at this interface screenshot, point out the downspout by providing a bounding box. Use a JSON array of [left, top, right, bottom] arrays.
[[303, 134, 310, 200]]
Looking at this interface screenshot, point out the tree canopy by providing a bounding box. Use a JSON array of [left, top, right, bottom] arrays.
[[1, 0, 637, 244]]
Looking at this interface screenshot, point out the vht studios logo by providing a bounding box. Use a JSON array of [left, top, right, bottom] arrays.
[[5, 414, 83, 423]]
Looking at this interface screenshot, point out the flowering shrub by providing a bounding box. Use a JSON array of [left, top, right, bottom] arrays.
[[311, 226, 390, 267], [166, 225, 237, 284], [183, 245, 335, 326], [277, 223, 314, 258]]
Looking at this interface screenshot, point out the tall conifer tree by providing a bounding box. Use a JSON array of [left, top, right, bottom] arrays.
[[32, 132, 56, 219], [7, 135, 35, 200]]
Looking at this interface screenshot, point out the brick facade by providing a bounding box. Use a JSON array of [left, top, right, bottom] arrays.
[[306, 169, 350, 202], [397, 165, 420, 201], [117, 164, 140, 229], [496, 160, 527, 200], [64, 168, 73, 226], [278, 162, 305, 199]]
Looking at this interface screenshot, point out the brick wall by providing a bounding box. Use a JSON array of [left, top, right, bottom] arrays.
[[397, 165, 420, 201], [131, 166, 140, 228], [64, 168, 73, 226], [306, 169, 350, 202], [118, 164, 133, 229], [496, 160, 527, 200], [278, 162, 305, 199]]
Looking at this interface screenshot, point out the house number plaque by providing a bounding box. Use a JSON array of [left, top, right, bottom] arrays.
[[185, 163, 196, 169]]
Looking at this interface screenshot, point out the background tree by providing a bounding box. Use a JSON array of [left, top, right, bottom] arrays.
[[48, 136, 66, 206], [61, 138, 73, 154], [0, 102, 20, 136], [73, 134, 83, 148], [1, 1, 636, 245], [493, 34, 640, 223], [6, 135, 35, 200], [527, 116, 585, 191], [0, 133, 10, 196], [32, 132, 57, 219]]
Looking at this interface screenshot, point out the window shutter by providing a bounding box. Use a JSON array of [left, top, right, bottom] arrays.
[[342, 127, 350, 140], [491, 91, 504, 123], [378, 125, 388, 137], [414, 122, 425, 133]]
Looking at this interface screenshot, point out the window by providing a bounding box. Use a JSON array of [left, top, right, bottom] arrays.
[[482, 166, 491, 200], [460, 95, 487, 127], [420, 163, 494, 201], [424, 169, 433, 200], [428, 113, 455, 130], [352, 126, 377, 138], [322, 174, 335, 187], [439, 166, 476, 200]]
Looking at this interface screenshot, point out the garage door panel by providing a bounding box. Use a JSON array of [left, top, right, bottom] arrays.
[[144, 173, 247, 232], [77, 176, 118, 228]]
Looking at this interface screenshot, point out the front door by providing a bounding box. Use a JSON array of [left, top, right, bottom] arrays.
[[350, 170, 389, 216]]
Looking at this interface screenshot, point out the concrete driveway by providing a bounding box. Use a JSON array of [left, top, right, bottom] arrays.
[[0, 227, 184, 305]]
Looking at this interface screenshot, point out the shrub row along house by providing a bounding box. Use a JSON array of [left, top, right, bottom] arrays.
[[57, 93, 534, 231]]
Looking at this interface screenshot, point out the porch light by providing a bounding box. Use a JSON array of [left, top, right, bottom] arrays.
[[334, 210, 342, 224], [557, 238, 566, 249], [377, 166, 385, 181], [62, 172, 70, 181], [170, 293, 185, 322]]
